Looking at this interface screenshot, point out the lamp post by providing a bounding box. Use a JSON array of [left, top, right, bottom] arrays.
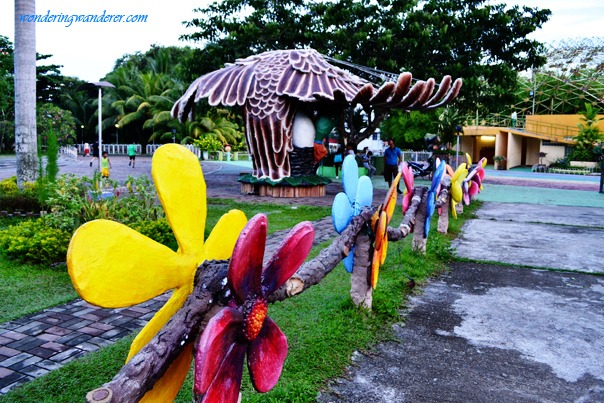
[[78, 81, 116, 170], [80, 125, 84, 145], [115, 124, 119, 145], [599, 141, 603, 194], [455, 125, 463, 169]]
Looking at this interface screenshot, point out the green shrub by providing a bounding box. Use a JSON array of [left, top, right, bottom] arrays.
[[0, 177, 41, 213], [0, 219, 71, 264], [0, 194, 42, 213], [130, 218, 177, 250]]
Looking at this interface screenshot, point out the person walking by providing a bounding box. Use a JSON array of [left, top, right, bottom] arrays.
[[383, 138, 402, 194], [90, 141, 99, 167], [511, 111, 518, 128], [127, 142, 137, 168]]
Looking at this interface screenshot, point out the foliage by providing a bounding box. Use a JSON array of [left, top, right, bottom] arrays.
[[0, 176, 40, 212], [0, 219, 72, 264], [380, 110, 438, 150], [512, 39, 604, 115], [130, 218, 177, 251], [194, 135, 224, 151], [569, 103, 603, 161], [238, 174, 332, 187], [42, 174, 164, 232], [37, 103, 76, 146]]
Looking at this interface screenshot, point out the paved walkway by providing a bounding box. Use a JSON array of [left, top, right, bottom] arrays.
[[0, 216, 337, 394], [318, 202, 604, 401]]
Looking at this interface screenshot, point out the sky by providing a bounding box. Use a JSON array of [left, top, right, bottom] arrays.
[[1, 0, 603, 82]]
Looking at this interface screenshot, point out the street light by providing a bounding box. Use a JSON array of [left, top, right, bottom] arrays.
[[80, 125, 84, 145], [599, 141, 604, 194], [115, 124, 119, 145], [78, 81, 116, 170]]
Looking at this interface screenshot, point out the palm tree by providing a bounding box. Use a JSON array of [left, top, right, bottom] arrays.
[[14, 0, 38, 188], [109, 68, 183, 145]]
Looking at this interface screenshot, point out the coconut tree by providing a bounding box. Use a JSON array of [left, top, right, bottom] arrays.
[[14, 0, 38, 188]]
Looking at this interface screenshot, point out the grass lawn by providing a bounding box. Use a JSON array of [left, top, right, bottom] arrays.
[[0, 199, 477, 402], [0, 201, 331, 324]]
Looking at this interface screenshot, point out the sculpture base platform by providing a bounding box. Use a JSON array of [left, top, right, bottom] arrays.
[[240, 183, 325, 198], [238, 174, 331, 198]]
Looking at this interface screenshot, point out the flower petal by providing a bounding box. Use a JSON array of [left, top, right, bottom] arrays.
[[374, 211, 387, 252], [127, 286, 190, 361], [379, 236, 388, 265], [402, 162, 414, 193], [355, 176, 374, 215], [67, 220, 192, 308], [343, 247, 355, 273], [430, 159, 445, 193], [229, 214, 266, 302], [451, 182, 463, 204], [402, 193, 413, 214], [332, 192, 353, 234], [247, 317, 288, 393], [342, 155, 359, 204], [139, 343, 193, 402], [152, 144, 206, 263], [202, 209, 248, 261], [263, 221, 314, 295], [194, 307, 245, 401], [371, 247, 381, 289], [383, 171, 401, 224]]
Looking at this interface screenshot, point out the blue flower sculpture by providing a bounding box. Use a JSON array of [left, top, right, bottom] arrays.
[[424, 158, 446, 238], [331, 155, 373, 272]]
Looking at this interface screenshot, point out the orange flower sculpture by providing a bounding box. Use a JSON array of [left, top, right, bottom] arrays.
[[67, 144, 248, 401], [194, 214, 314, 402], [370, 167, 402, 288]]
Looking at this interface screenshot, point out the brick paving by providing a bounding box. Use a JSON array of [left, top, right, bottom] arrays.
[[0, 215, 337, 395]]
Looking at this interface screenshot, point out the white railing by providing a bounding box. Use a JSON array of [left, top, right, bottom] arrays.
[[401, 150, 432, 162], [76, 144, 142, 155], [145, 145, 251, 162], [59, 146, 78, 160]]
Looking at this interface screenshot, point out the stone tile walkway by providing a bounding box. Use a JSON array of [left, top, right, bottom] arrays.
[[0, 217, 336, 395]]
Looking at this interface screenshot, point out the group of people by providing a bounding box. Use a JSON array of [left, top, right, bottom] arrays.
[[330, 138, 403, 194], [82, 142, 138, 180]]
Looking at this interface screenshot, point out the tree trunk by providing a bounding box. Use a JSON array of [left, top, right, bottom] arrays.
[[412, 186, 429, 254], [437, 187, 450, 234], [350, 234, 372, 309], [14, 0, 38, 188]]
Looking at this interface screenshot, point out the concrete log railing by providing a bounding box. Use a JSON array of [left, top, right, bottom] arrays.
[[85, 187, 433, 402]]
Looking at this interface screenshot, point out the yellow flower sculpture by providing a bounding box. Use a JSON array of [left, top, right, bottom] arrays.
[[67, 144, 247, 401], [448, 163, 468, 219]]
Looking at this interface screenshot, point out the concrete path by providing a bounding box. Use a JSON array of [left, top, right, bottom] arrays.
[[453, 203, 604, 273], [318, 199, 604, 402]]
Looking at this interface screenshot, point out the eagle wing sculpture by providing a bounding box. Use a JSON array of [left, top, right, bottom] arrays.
[[172, 49, 462, 180]]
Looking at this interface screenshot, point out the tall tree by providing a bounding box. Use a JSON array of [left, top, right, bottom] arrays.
[[14, 0, 38, 187], [182, 0, 550, 117]]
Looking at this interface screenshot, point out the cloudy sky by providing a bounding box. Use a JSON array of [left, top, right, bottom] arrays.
[[1, 0, 603, 82]]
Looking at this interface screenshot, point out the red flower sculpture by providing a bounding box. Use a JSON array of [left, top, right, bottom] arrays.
[[194, 214, 315, 402]]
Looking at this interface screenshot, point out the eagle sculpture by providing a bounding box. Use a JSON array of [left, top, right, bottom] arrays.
[[172, 49, 462, 181]]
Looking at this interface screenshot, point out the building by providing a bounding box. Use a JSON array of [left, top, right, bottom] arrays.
[[461, 114, 604, 169]]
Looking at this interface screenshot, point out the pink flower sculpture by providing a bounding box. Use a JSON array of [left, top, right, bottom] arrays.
[[194, 214, 314, 402]]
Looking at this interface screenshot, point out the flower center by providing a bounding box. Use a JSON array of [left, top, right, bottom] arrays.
[[243, 298, 268, 341]]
